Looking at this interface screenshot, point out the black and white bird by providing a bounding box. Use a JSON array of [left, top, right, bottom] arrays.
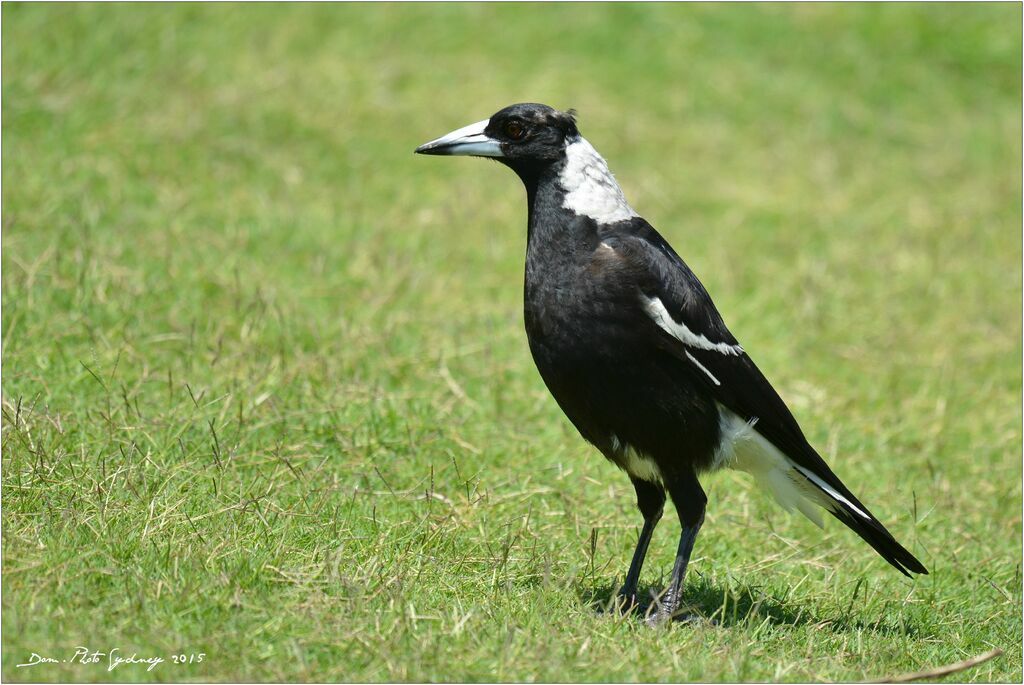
[[416, 103, 927, 624]]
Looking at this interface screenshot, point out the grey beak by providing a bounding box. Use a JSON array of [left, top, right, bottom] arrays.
[[415, 118, 504, 157]]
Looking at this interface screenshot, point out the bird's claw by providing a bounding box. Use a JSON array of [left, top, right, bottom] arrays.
[[643, 606, 718, 628]]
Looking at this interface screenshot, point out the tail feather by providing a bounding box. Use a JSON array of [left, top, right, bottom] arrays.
[[794, 469, 928, 576], [824, 498, 928, 577], [785, 453, 928, 576], [793, 465, 928, 575], [719, 407, 928, 576]]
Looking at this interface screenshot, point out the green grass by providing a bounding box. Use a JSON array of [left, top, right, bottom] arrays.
[[2, 3, 1021, 682]]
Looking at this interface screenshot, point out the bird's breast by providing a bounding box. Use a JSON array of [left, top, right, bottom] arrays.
[[524, 280, 637, 356]]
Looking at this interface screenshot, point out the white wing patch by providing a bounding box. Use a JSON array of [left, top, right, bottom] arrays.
[[685, 351, 721, 386], [642, 295, 745, 356], [559, 137, 638, 225]]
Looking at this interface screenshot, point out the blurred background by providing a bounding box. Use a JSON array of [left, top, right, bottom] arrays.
[[3, 4, 1021, 682]]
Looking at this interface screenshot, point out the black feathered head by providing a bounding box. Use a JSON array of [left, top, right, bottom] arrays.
[[415, 103, 580, 162]]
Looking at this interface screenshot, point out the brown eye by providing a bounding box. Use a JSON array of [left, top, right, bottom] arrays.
[[505, 120, 526, 141]]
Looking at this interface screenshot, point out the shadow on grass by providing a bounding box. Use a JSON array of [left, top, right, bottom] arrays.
[[578, 574, 922, 637]]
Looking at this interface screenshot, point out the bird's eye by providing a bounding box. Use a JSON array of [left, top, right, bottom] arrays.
[[505, 120, 526, 141]]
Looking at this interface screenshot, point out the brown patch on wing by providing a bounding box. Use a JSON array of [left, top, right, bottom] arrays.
[[586, 241, 623, 275]]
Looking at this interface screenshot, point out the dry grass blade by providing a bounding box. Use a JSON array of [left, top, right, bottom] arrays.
[[868, 648, 1004, 683]]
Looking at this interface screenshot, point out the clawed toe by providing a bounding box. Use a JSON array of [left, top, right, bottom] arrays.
[[643, 606, 717, 628]]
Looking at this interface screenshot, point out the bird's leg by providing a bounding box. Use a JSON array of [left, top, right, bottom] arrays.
[[647, 476, 706, 626], [617, 477, 665, 613]]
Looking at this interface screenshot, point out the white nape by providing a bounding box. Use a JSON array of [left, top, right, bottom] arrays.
[[642, 295, 745, 356], [558, 137, 639, 225], [712, 404, 847, 528]]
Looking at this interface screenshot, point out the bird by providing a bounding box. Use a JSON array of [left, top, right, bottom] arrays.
[[415, 103, 927, 624]]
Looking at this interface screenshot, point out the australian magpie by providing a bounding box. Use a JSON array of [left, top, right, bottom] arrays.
[[415, 103, 927, 624]]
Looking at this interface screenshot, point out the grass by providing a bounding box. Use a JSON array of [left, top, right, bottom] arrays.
[[2, 3, 1021, 682]]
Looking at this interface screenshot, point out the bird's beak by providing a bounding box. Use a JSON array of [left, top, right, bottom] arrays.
[[414, 118, 504, 157]]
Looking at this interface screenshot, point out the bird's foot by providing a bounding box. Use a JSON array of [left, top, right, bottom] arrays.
[[644, 610, 717, 628], [643, 599, 717, 628]]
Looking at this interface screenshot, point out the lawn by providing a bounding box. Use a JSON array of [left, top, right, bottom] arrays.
[[2, 3, 1021, 682]]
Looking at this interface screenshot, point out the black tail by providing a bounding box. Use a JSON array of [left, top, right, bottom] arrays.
[[792, 460, 928, 576], [828, 505, 928, 577]]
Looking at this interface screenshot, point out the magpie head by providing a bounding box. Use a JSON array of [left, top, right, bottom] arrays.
[[415, 103, 579, 174]]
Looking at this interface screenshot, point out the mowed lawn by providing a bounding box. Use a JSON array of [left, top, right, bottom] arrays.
[[3, 4, 1021, 682]]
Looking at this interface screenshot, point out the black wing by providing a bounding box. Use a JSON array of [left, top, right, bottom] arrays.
[[603, 219, 927, 576]]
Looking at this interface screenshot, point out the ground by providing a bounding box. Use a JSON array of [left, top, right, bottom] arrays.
[[2, 4, 1021, 682]]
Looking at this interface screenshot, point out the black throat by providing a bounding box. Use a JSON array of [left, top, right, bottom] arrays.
[[502, 157, 573, 245], [501, 156, 609, 319]]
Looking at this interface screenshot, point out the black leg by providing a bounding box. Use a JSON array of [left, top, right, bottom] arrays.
[[617, 477, 665, 611], [647, 475, 706, 625]]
